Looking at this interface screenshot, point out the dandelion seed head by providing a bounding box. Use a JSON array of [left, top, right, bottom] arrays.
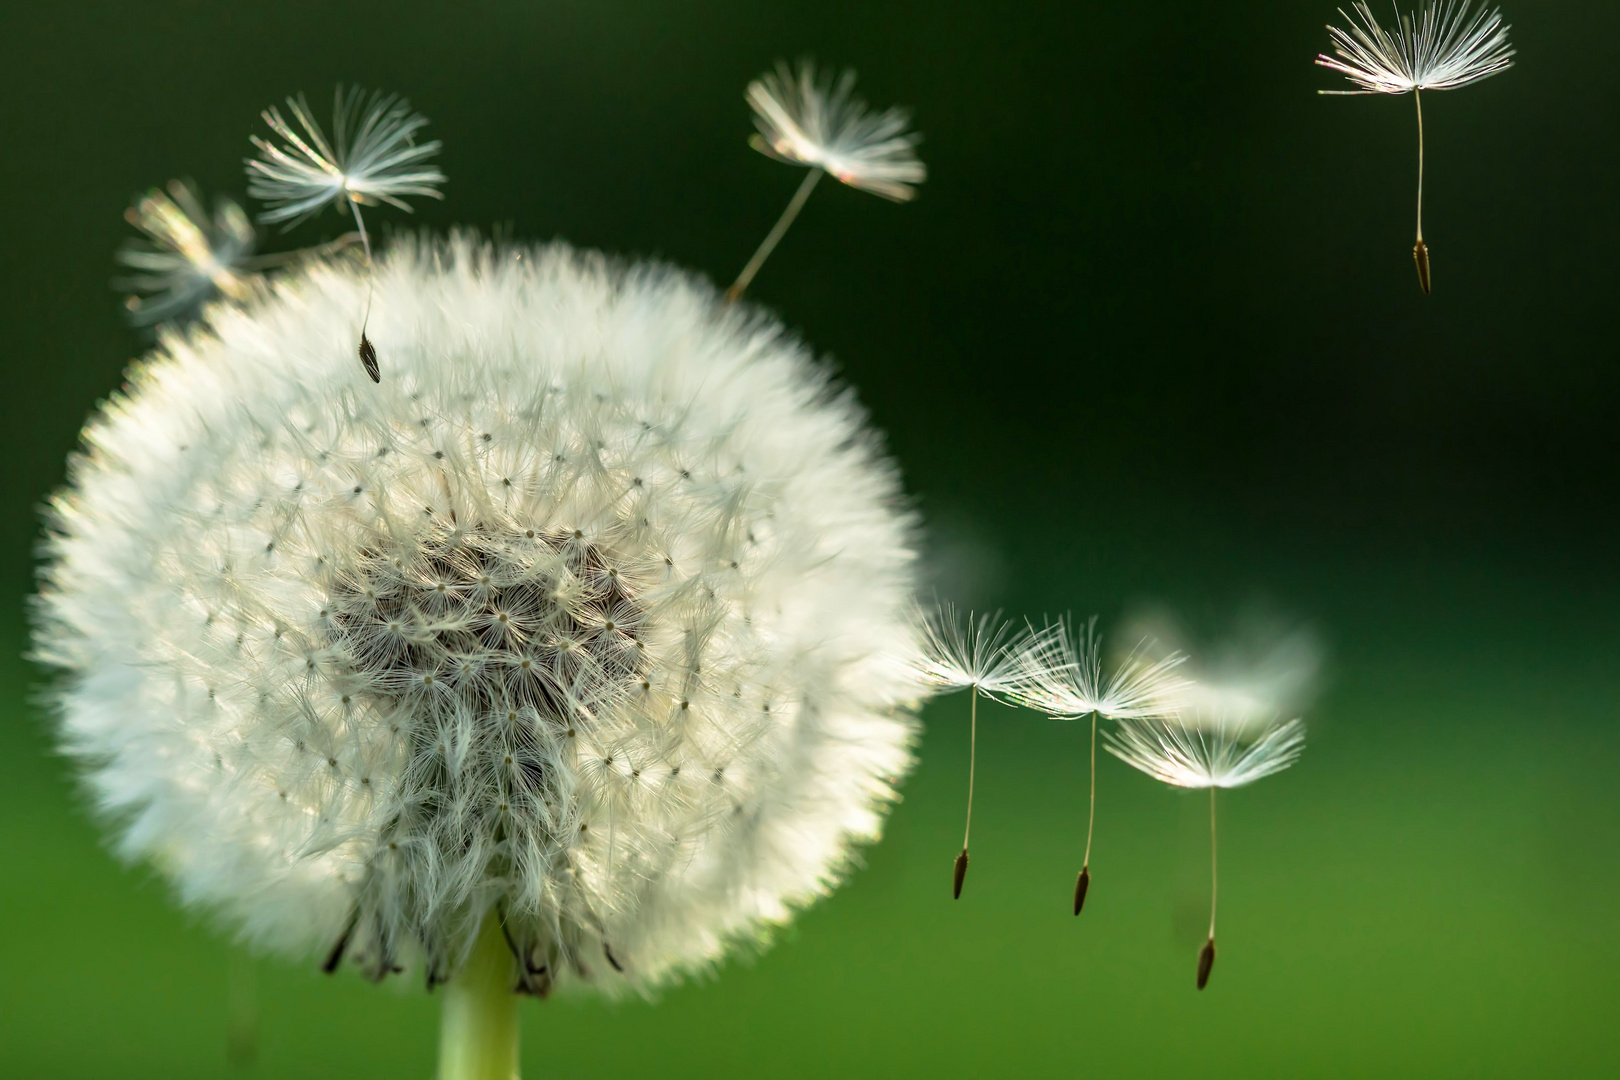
[[1316, 1, 1515, 95], [34, 236, 922, 993], [746, 61, 926, 202], [118, 180, 258, 325], [246, 87, 446, 229], [1105, 711, 1306, 790]]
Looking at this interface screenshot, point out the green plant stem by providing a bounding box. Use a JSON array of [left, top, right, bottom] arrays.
[[439, 915, 520, 1080]]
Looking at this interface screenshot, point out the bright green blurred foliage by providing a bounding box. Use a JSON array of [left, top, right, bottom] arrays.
[[4, 556, 1618, 1077]]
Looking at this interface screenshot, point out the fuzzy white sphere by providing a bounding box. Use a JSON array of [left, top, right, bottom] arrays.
[[34, 237, 923, 992]]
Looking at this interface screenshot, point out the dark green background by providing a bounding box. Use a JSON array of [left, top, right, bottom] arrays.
[[2, 2, 1616, 1076]]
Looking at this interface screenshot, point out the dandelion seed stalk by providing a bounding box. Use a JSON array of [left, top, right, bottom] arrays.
[[1413, 89, 1431, 292], [348, 196, 373, 265], [1073, 709, 1096, 916], [1199, 786, 1218, 991], [439, 915, 521, 1080], [727, 168, 822, 302], [955, 685, 978, 899]]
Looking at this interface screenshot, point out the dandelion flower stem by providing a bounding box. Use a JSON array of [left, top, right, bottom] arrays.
[[726, 168, 823, 302], [439, 914, 520, 1080]]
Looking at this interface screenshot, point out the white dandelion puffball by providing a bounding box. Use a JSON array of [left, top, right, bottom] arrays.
[[34, 236, 924, 993]]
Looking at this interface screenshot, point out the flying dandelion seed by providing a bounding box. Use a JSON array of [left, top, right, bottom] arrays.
[[726, 60, 926, 302], [34, 237, 926, 1078], [1118, 608, 1323, 732], [917, 606, 1037, 899], [246, 87, 445, 241], [246, 86, 446, 380], [117, 180, 259, 326], [1316, 1, 1515, 293], [1011, 618, 1187, 916], [117, 180, 364, 329], [1104, 710, 1305, 989]]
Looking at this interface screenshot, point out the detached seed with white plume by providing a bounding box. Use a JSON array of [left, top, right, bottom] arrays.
[[917, 607, 1033, 899], [727, 60, 925, 302], [1010, 616, 1187, 917], [1316, 2, 1515, 293], [246, 86, 445, 379], [1117, 609, 1322, 726], [33, 237, 924, 1075], [117, 180, 363, 329], [118, 180, 259, 326], [1104, 709, 1306, 989]]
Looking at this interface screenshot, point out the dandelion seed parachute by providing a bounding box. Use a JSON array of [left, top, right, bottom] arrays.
[[1104, 712, 1305, 791], [1012, 616, 1188, 722], [1315, 1, 1514, 95], [727, 61, 925, 301], [1115, 609, 1322, 732], [246, 87, 445, 236], [33, 235, 925, 994], [247, 86, 448, 381], [746, 61, 926, 202], [916, 606, 1034, 899], [1105, 709, 1304, 989], [1315, 2, 1515, 292], [1010, 616, 1187, 916], [916, 605, 1031, 698], [118, 180, 258, 326]]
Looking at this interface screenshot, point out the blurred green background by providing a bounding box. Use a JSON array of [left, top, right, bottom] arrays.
[[2, 1, 1618, 1076]]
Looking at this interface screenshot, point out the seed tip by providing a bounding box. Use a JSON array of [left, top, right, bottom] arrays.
[[320, 909, 359, 974], [1413, 239, 1432, 294], [952, 849, 969, 899], [1073, 866, 1090, 916], [359, 332, 380, 382], [1197, 936, 1216, 990]]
